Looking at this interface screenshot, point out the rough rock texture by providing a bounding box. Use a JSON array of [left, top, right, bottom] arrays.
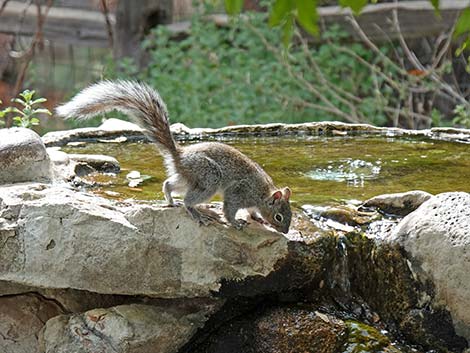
[[99, 118, 143, 132], [46, 149, 120, 181], [42, 118, 145, 147], [68, 154, 120, 174], [41, 119, 470, 147], [363, 190, 433, 216], [0, 183, 288, 297], [184, 306, 348, 353], [390, 192, 470, 341], [39, 303, 212, 353], [0, 128, 52, 184], [0, 294, 63, 353], [254, 308, 347, 353], [343, 232, 467, 351]]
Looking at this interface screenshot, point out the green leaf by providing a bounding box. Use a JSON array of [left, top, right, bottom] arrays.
[[295, 0, 319, 35], [430, 0, 439, 13], [281, 14, 295, 46], [224, 0, 243, 15], [19, 90, 35, 102], [269, 0, 295, 27], [12, 98, 27, 107], [454, 8, 470, 39], [9, 107, 24, 115], [456, 40, 468, 56], [339, 0, 368, 15], [30, 118, 40, 125], [32, 108, 52, 115], [31, 97, 47, 105]]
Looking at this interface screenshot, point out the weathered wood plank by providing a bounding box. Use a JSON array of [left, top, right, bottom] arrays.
[[319, 0, 470, 41], [0, 1, 115, 47], [0, 0, 468, 48], [167, 0, 470, 41]]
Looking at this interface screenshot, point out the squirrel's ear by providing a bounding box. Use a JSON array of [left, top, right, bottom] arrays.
[[283, 187, 291, 200], [272, 190, 283, 201]]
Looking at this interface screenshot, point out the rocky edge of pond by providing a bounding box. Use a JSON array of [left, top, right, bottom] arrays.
[[1, 126, 470, 353], [41, 118, 470, 146]]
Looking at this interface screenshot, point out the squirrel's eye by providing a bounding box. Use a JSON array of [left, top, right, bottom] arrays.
[[274, 213, 283, 223]]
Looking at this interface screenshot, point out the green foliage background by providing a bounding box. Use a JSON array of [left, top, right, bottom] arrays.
[[106, 11, 400, 128]]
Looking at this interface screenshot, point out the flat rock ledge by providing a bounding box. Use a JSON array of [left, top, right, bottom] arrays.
[[0, 183, 289, 297], [42, 118, 470, 147]]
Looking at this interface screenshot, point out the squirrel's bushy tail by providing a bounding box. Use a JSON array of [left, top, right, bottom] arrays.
[[56, 80, 179, 160]]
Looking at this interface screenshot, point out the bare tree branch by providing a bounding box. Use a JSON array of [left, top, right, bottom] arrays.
[[392, 8, 469, 107], [100, 0, 114, 48], [246, 20, 360, 123], [13, 0, 53, 96], [295, 30, 362, 120]]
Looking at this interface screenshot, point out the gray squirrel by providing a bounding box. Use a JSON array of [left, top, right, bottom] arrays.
[[56, 80, 292, 233]]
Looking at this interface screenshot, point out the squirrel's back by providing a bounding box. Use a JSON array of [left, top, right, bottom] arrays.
[[181, 142, 274, 188]]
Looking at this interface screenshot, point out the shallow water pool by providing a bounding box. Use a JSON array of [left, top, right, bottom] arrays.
[[63, 135, 470, 206]]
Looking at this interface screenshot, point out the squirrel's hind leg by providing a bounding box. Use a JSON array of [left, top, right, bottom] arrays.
[[184, 186, 218, 226], [223, 184, 252, 230], [163, 174, 182, 206]]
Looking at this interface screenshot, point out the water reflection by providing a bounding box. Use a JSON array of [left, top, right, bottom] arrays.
[[306, 159, 382, 187]]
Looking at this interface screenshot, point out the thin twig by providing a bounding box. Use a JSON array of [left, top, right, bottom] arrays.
[[100, 0, 114, 48], [13, 0, 53, 96], [13, 0, 33, 53], [282, 95, 356, 118], [346, 14, 409, 77], [0, 0, 10, 17], [392, 8, 469, 107], [246, 20, 359, 123], [333, 44, 404, 92], [371, 22, 405, 69], [296, 30, 363, 111]]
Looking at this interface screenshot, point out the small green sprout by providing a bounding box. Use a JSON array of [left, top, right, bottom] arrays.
[[1, 90, 51, 129]]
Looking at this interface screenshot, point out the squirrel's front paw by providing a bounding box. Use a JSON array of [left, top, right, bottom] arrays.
[[186, 206, 218, 226]]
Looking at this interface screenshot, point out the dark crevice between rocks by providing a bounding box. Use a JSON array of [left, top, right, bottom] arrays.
[[178, 233, 468, 353], [0, 286, 220, 319], [0, 291, 66, 313]]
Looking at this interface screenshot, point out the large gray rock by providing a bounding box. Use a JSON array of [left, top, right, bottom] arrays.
[[0, 183, 288, 297], [0, 128, 52, 184], [39, 303, 213, 353], [390, 192, 470, 341]]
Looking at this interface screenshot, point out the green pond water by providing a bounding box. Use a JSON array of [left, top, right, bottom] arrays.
[[63, 135, 470, 206]]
